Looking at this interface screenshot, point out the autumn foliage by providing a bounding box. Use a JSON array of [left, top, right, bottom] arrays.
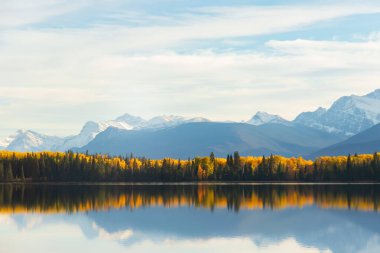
[[0, 151, 379, 182]]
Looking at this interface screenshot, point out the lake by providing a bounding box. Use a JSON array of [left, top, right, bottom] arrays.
[[0, 183, 379, 253]]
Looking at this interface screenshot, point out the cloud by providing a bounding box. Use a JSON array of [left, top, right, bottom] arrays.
[[126, 237, 331, 253], [0, 2, 380, 136], [1, 37, 380, 134], [92, 222, 133, 241], [355, 31, 380, 42], [0, 97, 10, 106], [0, 0, 90, 28]]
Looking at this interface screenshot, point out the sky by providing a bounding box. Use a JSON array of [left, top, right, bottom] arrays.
[[0, 0, 380, 138]]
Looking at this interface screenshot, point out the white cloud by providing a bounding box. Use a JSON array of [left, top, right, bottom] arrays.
[[1, 38, 380, 136], [1, 2, 380, 136], [0, 0, 90, 28], [355, 31, 380, 42], [92, 222, 134, 241], [125, 237, 331, 253]]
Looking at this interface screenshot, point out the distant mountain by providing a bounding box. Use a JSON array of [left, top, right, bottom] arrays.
[[140, 115, 209, 130], [0, 131, 18, 149], [114, 113, 146, 127], [247, 111, 290, 126], [5, 130, 64, 152], [59, 116, 142, 151], [77, 122, 346, 159], [294, 89, 380, 135], [311, 123, 380, 158], [0, 114, 211, 152], [3, 89, 380, 154]]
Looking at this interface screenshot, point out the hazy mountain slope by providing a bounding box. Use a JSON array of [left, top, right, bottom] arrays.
[[310, 123, 380, 158], [294, 89, 380, 135], [78, 122, 346, 158]]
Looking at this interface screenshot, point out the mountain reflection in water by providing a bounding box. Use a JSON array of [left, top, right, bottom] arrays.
[[0, 184, 380, 253]]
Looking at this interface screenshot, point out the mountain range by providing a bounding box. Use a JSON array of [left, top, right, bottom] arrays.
[[1, 89, 380, 157], [0, 115, 209, 152], [294, 89, 380, 135], [75, 122, 345, 158]]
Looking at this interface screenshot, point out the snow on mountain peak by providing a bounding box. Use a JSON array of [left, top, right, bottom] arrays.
[[136, 115, 208, 129], [247, 111, 290, 126], [81, 121, 102, 133], [4, 130, 63, 152], [295, 89, 380, 135], [148, 115, 184, 123], [3, 88, 379, 152], [60, 118, 136, 151], [114, 113, 146, 126], [59, 114, 210, 150]]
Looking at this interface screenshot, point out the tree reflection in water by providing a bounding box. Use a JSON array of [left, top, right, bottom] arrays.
[[0, 184, 379, 213]]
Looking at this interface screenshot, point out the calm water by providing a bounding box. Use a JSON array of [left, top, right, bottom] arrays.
[[0, 184, 380, 253]]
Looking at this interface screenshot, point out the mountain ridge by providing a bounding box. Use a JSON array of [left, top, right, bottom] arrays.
[[76, 122, 346, 159], [1, 89, 379, 154], [294, 89, 380, 135], [310, 123, 380, 158]]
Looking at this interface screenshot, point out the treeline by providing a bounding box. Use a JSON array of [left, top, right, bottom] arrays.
[[0, 151, 379, 182]]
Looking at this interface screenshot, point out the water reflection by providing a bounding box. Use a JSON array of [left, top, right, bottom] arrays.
[[0, 184, 379, 213], [0, 184, 380, 253]]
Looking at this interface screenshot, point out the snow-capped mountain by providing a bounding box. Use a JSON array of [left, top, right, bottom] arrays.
[[0, 114, 211, 151], [114, 113, 146, 128], [247, 111, 290, 126], [0, 131, 18, 149], [142, 115, 209, 129], [294, 89, 380, 135], [2, 89, 380, 152], [51, 114, 146, 151], [5, 130, 64, 152], [77, 121, 345, 158]]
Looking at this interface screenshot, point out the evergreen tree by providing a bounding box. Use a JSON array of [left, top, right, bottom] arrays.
[[20, 165, 25, 181], [210, 152, 215, 164], [0, 151, 379, 183], [346, 154, 352, 181], [6, 163, 13, 181], [373, 152, 380, 180], [0, 162, 4, 181], [268, 154, 274, 180]]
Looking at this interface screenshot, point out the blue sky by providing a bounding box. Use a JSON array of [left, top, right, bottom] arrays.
[[0, 0, 380, 137]]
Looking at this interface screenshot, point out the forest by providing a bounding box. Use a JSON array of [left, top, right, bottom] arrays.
[[0, 151, 379, 182]]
